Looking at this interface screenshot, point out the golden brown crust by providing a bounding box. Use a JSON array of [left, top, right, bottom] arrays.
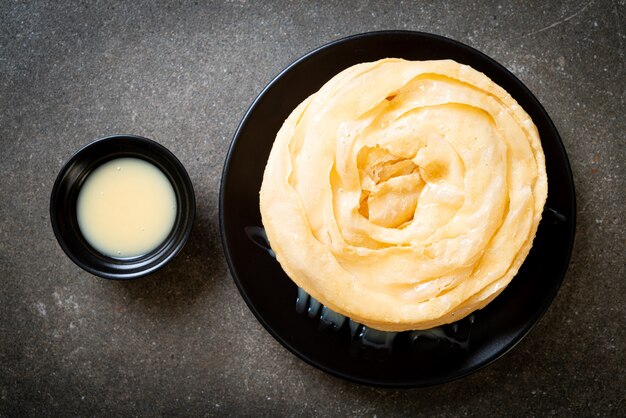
[[260, 59, 547, 331]]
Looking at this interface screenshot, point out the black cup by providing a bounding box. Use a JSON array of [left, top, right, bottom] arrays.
[[50, 134, 195, 279]]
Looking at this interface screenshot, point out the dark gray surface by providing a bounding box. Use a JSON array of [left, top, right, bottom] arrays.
[[1, 0, 624, 416]]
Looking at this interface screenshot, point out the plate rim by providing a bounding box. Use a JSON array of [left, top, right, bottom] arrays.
[[219, 30, 577, 388]]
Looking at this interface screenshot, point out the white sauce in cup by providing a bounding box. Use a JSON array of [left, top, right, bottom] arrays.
[[77, 158, 177, 258]]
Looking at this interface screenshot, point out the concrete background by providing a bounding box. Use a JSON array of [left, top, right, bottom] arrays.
[[1, 0, 624, 416]]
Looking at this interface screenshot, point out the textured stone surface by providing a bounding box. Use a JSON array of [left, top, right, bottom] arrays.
[[1, 0, 624, 416]]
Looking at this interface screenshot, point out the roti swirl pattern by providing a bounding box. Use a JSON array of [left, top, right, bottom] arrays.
[[260, 59, 547, 331]]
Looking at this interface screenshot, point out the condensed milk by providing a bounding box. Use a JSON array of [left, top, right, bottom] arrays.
[[77, 157, 177, 258]]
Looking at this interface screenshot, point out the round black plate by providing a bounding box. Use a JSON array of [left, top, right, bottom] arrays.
[[219, 31, 576, 387]]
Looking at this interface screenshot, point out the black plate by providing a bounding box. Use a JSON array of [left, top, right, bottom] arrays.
[[219, 31, 576, 387]]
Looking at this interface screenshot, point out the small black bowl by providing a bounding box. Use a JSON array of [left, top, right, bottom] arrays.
[[50, 134, 195, 280]]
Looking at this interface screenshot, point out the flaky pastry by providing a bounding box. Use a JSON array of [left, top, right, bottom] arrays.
[[260, 59, 547, 331]]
